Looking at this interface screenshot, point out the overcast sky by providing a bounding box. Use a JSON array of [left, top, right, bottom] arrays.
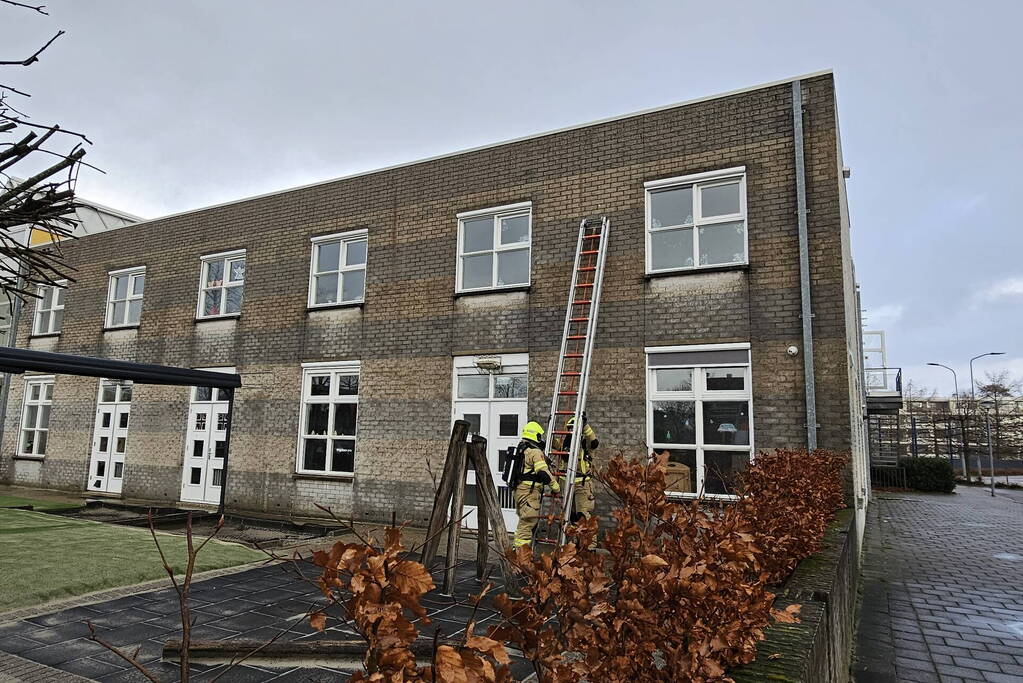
[[5, 1, 1020, 395]]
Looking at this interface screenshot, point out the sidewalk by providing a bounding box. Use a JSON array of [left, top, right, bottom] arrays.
[[853, 487, 1023, 682]]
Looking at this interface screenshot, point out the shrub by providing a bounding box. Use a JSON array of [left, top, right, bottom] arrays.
[[901, 456, 956, 493]]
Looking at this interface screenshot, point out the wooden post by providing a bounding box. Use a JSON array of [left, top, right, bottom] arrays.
[[421, 420, 469, 567], [467, 436, 514, 588], [473, 439, 490, 580], [441, 438, 469, 595]]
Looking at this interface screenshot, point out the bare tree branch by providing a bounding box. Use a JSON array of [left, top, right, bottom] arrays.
[[0, 29, 62, 66], [0, 0, 48, 14]]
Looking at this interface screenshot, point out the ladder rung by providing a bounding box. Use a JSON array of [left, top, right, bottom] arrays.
[[575, 283, 594, 288], [567, 335, 586, 340], [561, 372, 580, 376], [582, 234, 600, 240], [559, 391, 578, 395], [552, 430, 571, 435], [578, 266, 596, 272], [564, 353, 583, 358], [570, 317, 588, 322], [581, 250, 599, 255], [550, 450, 569, 456], [572, 300, 592, 305]]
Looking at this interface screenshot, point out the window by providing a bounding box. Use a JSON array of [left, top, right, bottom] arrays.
[[106, 267, 146, 328], [309, 230, 367, 307], [456, 203, 531, 292], [33, 281, 67, 335], [197, 250, 245, 318], [297, 362, 359, 475], [19, 376, 54, 457], [645, 168, 747, 273], [0, 298, 11, 342], [646, 345, 752, 497]]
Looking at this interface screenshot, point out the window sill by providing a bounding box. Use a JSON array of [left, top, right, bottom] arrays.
[[29, 332, 61, 339], [103, 324, 140, 332], [307, 302, 364, 313], [292, 472, 355, 482], [194, 314, 241, 323], [454, 285, 530, 299], [12, 454, 45, 461], [645, 264, 749, 279]]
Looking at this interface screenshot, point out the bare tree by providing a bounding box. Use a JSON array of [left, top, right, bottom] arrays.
[[1, 0, 92, 302]]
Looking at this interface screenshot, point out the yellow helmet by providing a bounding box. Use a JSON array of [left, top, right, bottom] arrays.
[[521, 421, 545, 443], [566, 416, 576, 428]]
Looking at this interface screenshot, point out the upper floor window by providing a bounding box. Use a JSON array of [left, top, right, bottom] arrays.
[[645, 168, 747, 274], [197, 250, 245, 319], [0, 298, 11, 341], [456, 203, 531, 293], [106, 267, 145, 328], [297, 362, 359, 476], [33, 281, 67, 335], [646, 344, 752, 498], [19, 376, 54, 457], [309, 230, 367, 307]]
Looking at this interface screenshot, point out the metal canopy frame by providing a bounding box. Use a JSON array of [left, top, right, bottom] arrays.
[[0, 347, 241, 515]]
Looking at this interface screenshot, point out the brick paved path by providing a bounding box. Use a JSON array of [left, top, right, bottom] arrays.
[[854, 487, 1023, 682]]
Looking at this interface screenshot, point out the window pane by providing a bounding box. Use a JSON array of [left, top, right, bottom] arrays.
[[499, 215, 529, 245], [37, 311, 50, 334], [650, 228, 694, 270], [499, 414, 519, 437], [333, 403, 357, 436], [702, 401, 750, 445], [655, 368, 693, 392], [113, 275, 129, 300], [461, 253, 493, 290], [21, 430, 35, 454], [96, 461, 105, 477], [37, 430, 47, 455], [119, 384, 132, 402], [698, 221, 745, 266], [497, 249, 529, 286], [650, 186, 693, 228], [23, 405, 37, 429], [337, 374, 359, 395], [306, 404, 329, 435], [214, 440, 227, 458], [41, 287, 53, 309], [341, 270, 365, 302], [205, 260, 224, 286], [193, 440, 205, 458], [112, 301, 127, 325], [119, 412, 129, 429], [195, 386, 213, 401], [30, 384, 40, 400], [101, 384, 117, 402], [462, 217, 493, 253], [331, 439, 355, 472], [704, 450, 750, 495], [116, 437, 127, 454], [44, 383, 53, 400], [224, 286, 243, 314], [229, 259, 245, 282], [310, 375, 330, 396], [705, 367, 745, 391], [101, 413, 111, 429], [127, 299, 142, 324], [113, 462, 123, 478], [55, 288, 65, 307], [100, 436, 109, 452], [51, 310, 63, 332], [317, 241, 341, 272], [494, 374, 527, 398], [345, 240, 367, 266], [463, 413, 481, 435], [315, 273, 339, 304], [457, 375, 489, 399], [190, 467, 202, 484], [203, 290, 220, 316], [652, 401, 696, 444], [303, 439, 327, 471], [661, 448, 696, 493], [38, 405, 50, 429], [701, 181, 740, 217], [132, 274, 145, 296]]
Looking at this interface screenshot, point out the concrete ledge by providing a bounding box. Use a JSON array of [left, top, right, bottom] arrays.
[[732, 508, 859, 682]]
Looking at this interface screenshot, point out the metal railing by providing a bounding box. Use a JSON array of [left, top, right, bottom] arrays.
[[865, 367, 902, 398]]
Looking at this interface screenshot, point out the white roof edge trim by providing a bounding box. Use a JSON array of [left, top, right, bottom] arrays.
[[91, 69, 834, 234]]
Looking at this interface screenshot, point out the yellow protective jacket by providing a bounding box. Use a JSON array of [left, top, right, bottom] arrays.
[[561, 424, 598, 478]]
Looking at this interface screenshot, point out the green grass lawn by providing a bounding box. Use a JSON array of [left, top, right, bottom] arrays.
[[0, 508, 263, 612], [0, 494, 83, 512]]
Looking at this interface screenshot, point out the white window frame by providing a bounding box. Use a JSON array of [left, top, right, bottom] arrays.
[[645, 343, 753, 499], [644, 167, 748, 274], [19, 375, 54, 458], [295, 361, 360, 476], [106, 266, 146, 329], [33, 280, 67, 336], [307, 230, 368, 308], [451, 353, 529, 403], [455, 202, 532, 294], [196, 249, 246, 320]]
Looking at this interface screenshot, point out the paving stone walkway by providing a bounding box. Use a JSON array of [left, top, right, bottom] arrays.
[[854, 487, 1023, 682], [0, 557, 527, 681]]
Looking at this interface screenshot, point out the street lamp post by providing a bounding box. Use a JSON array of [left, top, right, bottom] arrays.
[[979, 398, 996, 497], [927, 362, 967, 478], [969, 353, 1005, 479]]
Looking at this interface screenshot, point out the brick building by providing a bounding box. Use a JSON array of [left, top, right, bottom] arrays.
[[0, 70, 869, 532]]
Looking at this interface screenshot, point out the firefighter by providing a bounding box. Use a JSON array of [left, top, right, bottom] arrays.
[[559, 415, 599, 524], [513, 421, 559, 548]]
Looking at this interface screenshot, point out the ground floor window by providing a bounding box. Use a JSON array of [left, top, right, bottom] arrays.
[[297, 361, 359, 475], [646, 344, 752, 497], [20, 376, 54, 457]]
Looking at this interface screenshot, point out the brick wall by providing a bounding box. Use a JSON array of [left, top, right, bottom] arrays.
[[0, 73, 857, 523]]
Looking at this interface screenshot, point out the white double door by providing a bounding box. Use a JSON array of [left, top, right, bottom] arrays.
[[180, 381, 232, 505], [87, 380, 132, 494]]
